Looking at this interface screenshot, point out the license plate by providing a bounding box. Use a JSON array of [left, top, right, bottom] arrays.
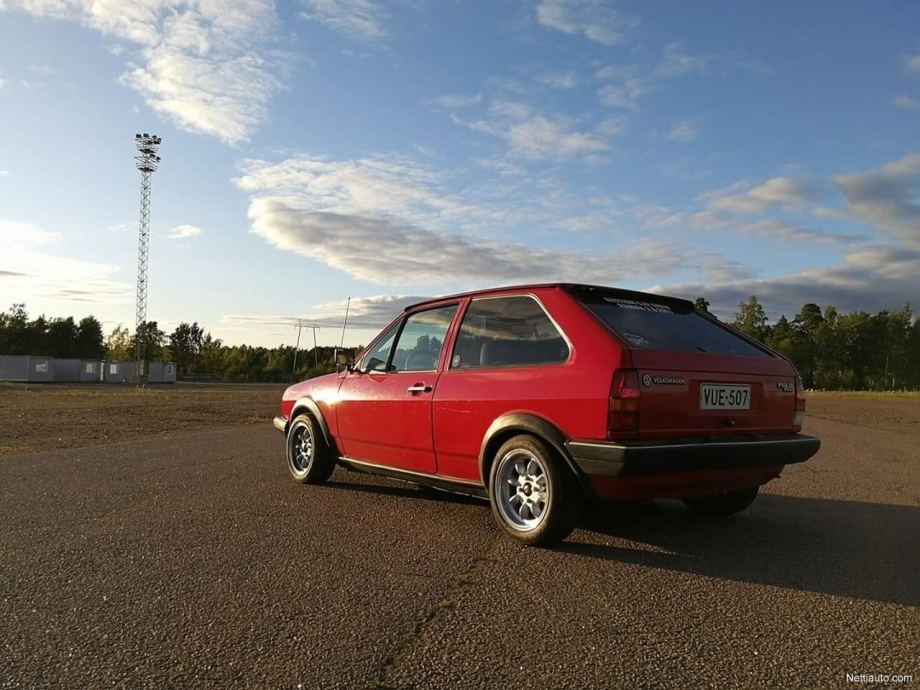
[[700, 384, 751, 411]]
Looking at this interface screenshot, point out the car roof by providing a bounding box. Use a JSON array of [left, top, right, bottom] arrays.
[[403, 283, 694, 312]]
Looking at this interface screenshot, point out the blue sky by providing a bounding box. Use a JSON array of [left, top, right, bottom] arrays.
[[1, 0, 919, 347]]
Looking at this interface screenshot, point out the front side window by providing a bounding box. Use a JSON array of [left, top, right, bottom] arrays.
[[357, 321, 400, 373], [450, 296, 569, 369], [390, 304, 458, 372]]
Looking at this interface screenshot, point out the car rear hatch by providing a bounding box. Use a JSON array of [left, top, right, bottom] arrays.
[[565, 286, 799, 439]]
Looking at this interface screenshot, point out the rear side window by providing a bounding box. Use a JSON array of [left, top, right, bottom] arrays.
[[451, 296, 569, 369], [575, 292, 771, 358]]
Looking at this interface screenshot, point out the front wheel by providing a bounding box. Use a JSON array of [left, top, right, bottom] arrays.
[[286, 414, 335, 484], [683, 486, 760, 517], [489, 435, 583, 546]]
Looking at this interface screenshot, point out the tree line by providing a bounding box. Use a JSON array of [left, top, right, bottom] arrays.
[[2, 298, 919, 389], [0, 304, 357, 383], [697, 296, 920, 391]]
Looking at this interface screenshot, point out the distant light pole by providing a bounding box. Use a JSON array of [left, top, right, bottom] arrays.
[[292, 320, 321, 380], [133, 133, 162, 380]]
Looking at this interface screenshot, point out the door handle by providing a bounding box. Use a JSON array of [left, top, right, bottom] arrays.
[[407, 384, 433, 393]]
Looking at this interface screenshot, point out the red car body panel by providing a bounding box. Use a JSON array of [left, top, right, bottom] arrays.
[[278, 283, 819, 500]]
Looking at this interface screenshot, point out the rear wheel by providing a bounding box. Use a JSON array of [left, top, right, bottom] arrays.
[[286, 414, 335, 484], [489, 435, 583, 546], [683, 486, 759, 517]]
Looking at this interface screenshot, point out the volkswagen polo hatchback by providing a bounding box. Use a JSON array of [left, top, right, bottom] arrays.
[[274, 284, 820, 545]]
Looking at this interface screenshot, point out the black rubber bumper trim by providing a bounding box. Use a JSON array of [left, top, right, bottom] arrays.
[[565, 434, 821, 477]]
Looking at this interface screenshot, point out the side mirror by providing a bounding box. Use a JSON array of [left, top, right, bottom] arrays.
[[336, 352, 350, 366]]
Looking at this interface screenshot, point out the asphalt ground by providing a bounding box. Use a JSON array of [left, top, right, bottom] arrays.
[[1, 408, 918, 688]]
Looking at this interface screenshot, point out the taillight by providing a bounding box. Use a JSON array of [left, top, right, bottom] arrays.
[[793, 375, 806, 428], [609, 369, 641, 438]]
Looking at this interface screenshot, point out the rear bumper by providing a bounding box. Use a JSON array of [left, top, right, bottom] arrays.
[[566, 434, 820, 478], [273, 416, 287, 433]]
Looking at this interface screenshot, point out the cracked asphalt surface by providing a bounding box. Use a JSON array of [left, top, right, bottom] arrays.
[[1, 410, 918, 688]]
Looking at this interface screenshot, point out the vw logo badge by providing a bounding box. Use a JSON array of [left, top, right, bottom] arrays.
[[642, 374, 652, 387]]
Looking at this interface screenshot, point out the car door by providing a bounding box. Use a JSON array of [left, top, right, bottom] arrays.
[[336, 303, 460, 474]]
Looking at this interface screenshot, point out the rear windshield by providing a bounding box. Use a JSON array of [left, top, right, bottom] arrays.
[[574, 293, 772, 358]]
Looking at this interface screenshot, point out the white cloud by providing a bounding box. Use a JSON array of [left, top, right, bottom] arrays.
[[0, 220, 132, 303], [487, 76, 528, 95], [892, 95, 920, 110], [0, 170, 9, 178], [594, 64, 635, 81], [536, 0, 638, 46], [701, 177, 827, 214], [474, 158, 524, 176], [537, 71, 579, 89], [652, 211, 863, 246], [0, 77, 7, 90], [665, 119, 699, 142], [596, 116, 628, 138], [234, 153, 744, 286], [246, 198, 739, 285], [425, 93, 482, 110], [3, 0, 285, 144], [655, 43, 708, 78], [830, 152, 920, 247], [224, 294, 425, 331], [659, 159, 711, 182], [452, 99, 609, 160], [167, 224, 204, 239], [904, 54, 920, 73], [597, 79, 647, 109], [299, 0, 388, 40], [657, 246, 920, 320], [29, 64, 56, 75], [0, 220, 59, 244]]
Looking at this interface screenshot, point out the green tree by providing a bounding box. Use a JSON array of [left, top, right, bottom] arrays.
[[732, 295, 770, 343], [169, 322, 204, 378], [766, 315, 795, 360], [75, 316, 105, 359], [693, 297, 711, 313], [47, 317, 79, 358], [790, 303, 825, 388], [131, 321, 166, 361], [105, 326, 132, 361], [0, 304, 30, 355]]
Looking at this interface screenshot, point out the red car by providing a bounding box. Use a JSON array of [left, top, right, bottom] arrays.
[[273, 284, 820, 545]]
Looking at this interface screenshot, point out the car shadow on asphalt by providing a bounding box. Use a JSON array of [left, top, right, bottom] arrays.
[[321, 473, 918, 607], [564, 494, 920, 607], [325, 475, 487, 506]]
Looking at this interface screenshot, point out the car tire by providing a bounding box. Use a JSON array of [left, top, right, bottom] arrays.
[[488, 434, 583, 546], [286, 414, 335, 484], [683, 486, 760, 517]]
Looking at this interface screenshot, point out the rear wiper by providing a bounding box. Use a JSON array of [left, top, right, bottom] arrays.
[[697, 346, 708, 353]]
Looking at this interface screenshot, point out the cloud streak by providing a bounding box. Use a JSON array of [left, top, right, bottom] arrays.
[[536, 0, 638, 46], [299, 0, 389, 40], [0, 220, 132, 303], [234, 153, 747, 286], [3, 0, 286, 144]]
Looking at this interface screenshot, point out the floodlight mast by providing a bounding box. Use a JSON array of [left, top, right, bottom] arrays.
[[133, 134, 162, 381]]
